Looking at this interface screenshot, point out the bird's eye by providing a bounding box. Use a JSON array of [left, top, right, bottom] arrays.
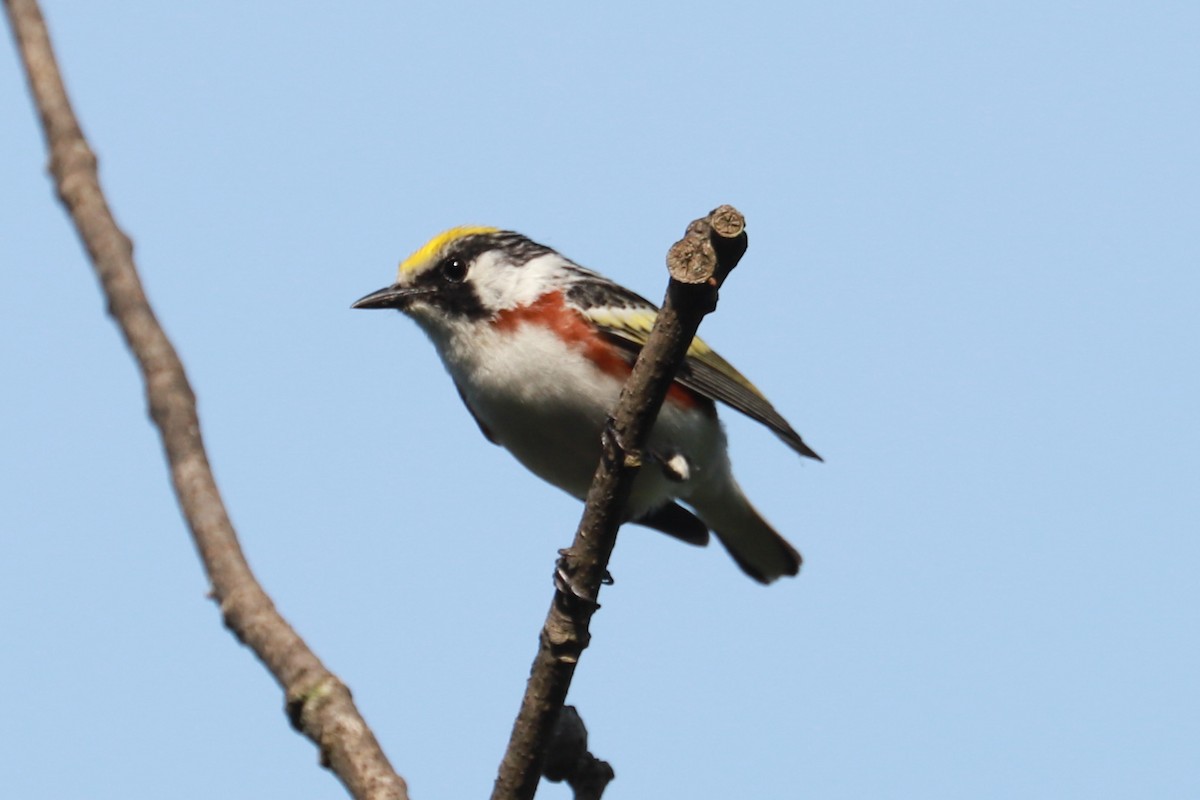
[[440, 257, 468, 283]]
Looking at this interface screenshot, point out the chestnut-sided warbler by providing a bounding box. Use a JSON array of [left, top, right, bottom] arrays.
[[353, 226, 820, 583]]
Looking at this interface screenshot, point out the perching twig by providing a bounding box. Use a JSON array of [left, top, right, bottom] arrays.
[[491, 207, 749, 800], [3, 3, 407, 798]]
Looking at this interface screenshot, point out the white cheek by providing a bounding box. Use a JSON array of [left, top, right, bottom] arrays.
[[469, 253, 568, 310]]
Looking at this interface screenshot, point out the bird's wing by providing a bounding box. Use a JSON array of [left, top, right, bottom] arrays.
[[565, 277, 821, 461]]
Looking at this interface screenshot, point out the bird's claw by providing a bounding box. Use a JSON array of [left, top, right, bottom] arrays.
[[554, 549, 610, 605], [602, 417, 643, 469]]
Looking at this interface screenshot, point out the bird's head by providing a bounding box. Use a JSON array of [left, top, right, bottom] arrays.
[[352, 226, 565, 326]]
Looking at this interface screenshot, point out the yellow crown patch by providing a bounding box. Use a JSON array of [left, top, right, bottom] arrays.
[[397, 225, 500, 277]]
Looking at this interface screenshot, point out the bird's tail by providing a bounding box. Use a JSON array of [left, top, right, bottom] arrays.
[[688, 480, 801, 584]]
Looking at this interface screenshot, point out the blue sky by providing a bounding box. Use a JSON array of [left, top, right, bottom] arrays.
[[2, 2, 1197, 798]]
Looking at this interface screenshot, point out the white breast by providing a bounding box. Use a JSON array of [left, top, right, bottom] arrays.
[[415, 315, 731, 518]]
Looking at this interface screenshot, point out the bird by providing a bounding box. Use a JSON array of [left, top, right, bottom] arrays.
[[353, 226, 820, 583]]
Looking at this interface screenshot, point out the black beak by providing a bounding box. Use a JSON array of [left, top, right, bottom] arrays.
[[352, 285, 426, 310]]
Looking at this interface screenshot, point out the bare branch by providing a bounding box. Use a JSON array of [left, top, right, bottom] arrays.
[[3, 3, 407, 798], [491, 207, 749, 800]]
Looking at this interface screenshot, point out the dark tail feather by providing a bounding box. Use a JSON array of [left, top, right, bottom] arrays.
[[689, 484, 801, 583], [633, 502, 710, 546]]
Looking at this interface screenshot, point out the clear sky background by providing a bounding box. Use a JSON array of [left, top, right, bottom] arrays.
[[2, 3, 1197, 798]]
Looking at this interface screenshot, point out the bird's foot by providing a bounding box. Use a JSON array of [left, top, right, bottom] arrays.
[[554, 548, 612, 606], [602, 416, 643, 469]]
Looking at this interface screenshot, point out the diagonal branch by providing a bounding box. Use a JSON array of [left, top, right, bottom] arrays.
[[491, 207, 750, 800], [3, 3, 408, 798]]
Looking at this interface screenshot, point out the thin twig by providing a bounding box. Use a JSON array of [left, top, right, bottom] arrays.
[[491, 207, 749, 800], [3, 3, 408, 798]]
